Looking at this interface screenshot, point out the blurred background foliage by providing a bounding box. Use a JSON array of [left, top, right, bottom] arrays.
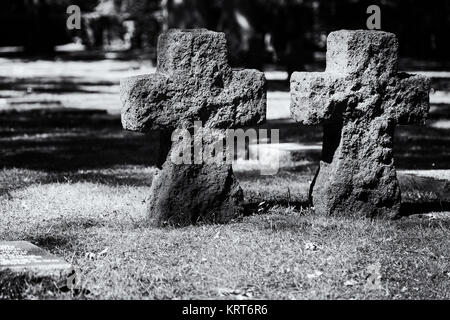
[[0, 0, 449, 70]]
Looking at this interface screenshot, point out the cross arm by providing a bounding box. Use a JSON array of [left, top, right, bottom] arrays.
[[120, 73, 171, 132], [120, 69, 266, 132], [290, 72, 347, 125], [389, 73, 430, 125]]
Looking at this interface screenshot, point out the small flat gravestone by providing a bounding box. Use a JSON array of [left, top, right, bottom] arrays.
[[290, 30, 430, 218], [0, 241, 73, 298], [121, 29, 266, 226]]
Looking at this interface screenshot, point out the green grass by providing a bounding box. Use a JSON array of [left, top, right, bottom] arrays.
[[1, 166, 449, 300]]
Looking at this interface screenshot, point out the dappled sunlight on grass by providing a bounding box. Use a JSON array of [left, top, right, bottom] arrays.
[[0, 58, 449, 299], [0, 170, 449, 299]]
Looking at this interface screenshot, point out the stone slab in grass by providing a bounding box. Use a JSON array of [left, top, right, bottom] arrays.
[[0, 241, 73, 298]]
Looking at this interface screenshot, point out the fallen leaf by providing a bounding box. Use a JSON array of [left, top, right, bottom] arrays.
[[344, 279, 358, 287], [218, 288, 254, 300], [85, 252, 96, 260], [304, 241, 318, 251], [98, 248, 109, 257], [306, 270, 323, 279], [366, 262, 383, 290]]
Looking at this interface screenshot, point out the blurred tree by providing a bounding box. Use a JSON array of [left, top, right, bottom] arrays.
[[265, 0, 316, 74], [163, 0, 315, 71], [0, 0, 448, 64], [316, 0, 450, 61], [119, 0, 162, 50], [79, 0, 125, 49], [77, 0, 163, 52], [0, 0, 72, 53], [395, 0, 450, 60]]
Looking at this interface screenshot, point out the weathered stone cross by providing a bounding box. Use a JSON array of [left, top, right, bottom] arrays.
[[290, 30, 430, 218], [120, 29, 266, 226]]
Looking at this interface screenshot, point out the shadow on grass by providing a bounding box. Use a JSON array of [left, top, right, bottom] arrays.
[[0, 76, 116, 94], [396, 214, 450, 230], [243, 200, 310, 215], [1, 103, 450, 216], [256, 107, 450, 170], [1, 102, 450, 171], [245, 201, 450, 219], [24, 218, 106, 252], [0, 108, 162, 171], [395, 125, 450, 170], [28, 234, 75, 251], [400, 202, 450, 216]]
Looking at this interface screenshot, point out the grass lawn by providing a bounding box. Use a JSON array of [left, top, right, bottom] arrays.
[[1, 166, 449, 300], [1, 58, 449, 299]]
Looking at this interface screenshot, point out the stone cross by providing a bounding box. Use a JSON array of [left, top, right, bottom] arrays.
[[121, 29, 266, 226], [290, 30, 430, 218]]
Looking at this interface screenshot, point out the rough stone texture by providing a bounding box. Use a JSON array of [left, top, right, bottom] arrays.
[[120, 29, 266, 226], [121, 29, 266, 132], [290, 30, 430, 218], [149, 130, 244, 226]]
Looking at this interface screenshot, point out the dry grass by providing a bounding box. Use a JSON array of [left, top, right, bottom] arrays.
[[1, 167, 449, 300], [1, 58, 450, 299]]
